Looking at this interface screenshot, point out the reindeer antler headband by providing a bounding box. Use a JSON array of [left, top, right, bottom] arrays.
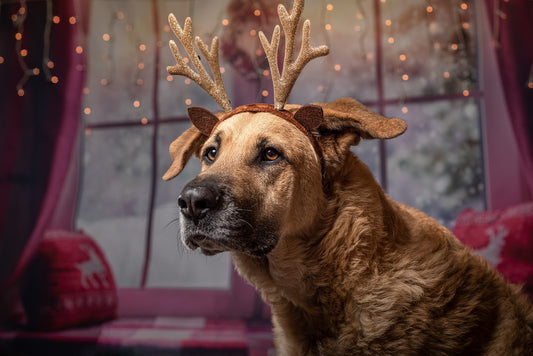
[[167, 0, 329, 141]]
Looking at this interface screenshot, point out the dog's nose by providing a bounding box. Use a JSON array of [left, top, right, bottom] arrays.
[[178, 185, 221, 225]]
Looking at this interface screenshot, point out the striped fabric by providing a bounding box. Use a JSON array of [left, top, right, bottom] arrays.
[[0, 316, 274, 355]]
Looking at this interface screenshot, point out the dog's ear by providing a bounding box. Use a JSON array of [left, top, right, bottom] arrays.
[[288, 97, 406, 176], [163, 108, 225, 181], [162, 125, 207, 181], [316, 97, 407, 140]]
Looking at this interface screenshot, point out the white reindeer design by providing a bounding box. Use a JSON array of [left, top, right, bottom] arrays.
[[475, 225, 509, 267], [76, 245, 110, 289]]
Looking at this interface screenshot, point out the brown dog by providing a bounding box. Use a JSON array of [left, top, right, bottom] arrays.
[[164, 97, 533, 355]]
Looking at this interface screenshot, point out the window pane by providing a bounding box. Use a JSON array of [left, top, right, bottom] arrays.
[[291, 0, 377, 104], [83, 0, 155, 124], [77, 127, 153, 287], [386, 100, 485, 227], [146, 122, 232, 289], [381, 0, 478, 99]]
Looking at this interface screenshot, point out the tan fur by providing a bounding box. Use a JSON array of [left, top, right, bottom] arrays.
[[166, 97, 533, 355]]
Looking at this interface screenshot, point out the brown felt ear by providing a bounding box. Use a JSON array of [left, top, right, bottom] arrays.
[[293, 105, 324, 131], [315, 97, 407, 139], [188, 107, 219, 136], [162, 125, 207, 181]]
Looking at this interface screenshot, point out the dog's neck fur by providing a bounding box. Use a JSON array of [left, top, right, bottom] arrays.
[[232, 152, 408, 342]]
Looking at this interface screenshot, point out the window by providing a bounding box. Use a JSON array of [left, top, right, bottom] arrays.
[[77, 0, 484, 313]]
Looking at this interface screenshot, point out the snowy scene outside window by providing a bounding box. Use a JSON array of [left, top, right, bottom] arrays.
[[77, 0, 484, 289]]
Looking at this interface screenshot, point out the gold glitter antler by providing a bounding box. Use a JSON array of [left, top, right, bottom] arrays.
[[167, 14, 232, 112], [259, 0, 329, 110]]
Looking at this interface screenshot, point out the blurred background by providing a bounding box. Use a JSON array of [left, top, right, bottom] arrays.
[[0, 0, 532, 354]]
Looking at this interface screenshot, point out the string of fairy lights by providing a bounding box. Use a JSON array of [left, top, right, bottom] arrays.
[[1, 0, 530, 119], [0, 0, 82, 96], [79, 0, 473, 127]]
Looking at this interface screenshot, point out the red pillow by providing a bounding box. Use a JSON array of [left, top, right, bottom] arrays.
[[453, 202, 533, 299], [21, 230, 117, 331]]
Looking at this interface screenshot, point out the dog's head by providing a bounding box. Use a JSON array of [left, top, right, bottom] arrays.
[[163, 97, 406, 256]]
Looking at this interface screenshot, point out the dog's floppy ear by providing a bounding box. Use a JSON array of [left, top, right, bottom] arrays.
[[287, 97, 407, 177], [316, 97, 407, 140], [163, 108, 225, 181], [162, 125, 207, 181]]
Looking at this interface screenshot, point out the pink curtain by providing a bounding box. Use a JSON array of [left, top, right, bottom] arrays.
[[485, 0, 533, 196], [0, 1, 87, 295]]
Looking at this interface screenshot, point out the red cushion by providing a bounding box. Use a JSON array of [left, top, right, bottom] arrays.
[[453, 202, 533, 299], [21, 230, 117, 331]]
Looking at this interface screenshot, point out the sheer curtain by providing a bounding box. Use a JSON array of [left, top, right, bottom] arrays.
[[485, 0, 533, 197]]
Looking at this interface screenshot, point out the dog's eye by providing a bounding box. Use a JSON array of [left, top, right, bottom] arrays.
[[262, 148, 280, 162], [205, 147, 218, 162]]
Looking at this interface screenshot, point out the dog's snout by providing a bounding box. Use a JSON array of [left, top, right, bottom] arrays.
[[178, 184, 221, 225]]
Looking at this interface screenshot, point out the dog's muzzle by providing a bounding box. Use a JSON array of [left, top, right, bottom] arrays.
[[178, 183, 222, 226]]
